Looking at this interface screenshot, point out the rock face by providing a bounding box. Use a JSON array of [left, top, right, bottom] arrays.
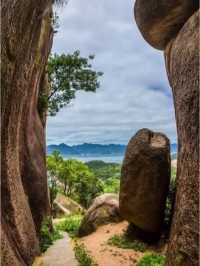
[[134, 1, 199, 265], [78, 194, 122, 236], [165, 11, 199, 266], [119, 129, 170, 239], [1, 1, 53, 265], [134, 0, 199, 50]]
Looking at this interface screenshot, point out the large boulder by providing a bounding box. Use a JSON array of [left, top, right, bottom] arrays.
[[1, 1, 53, 265], [134, 0, 199, 50], [133, 1, 199, 264], [165, 11, 199, 266], [78, 194, 122, 236], [119, 129, 170, 239]]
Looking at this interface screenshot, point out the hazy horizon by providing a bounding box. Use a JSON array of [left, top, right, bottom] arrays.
[[47, 142, 178, 146]]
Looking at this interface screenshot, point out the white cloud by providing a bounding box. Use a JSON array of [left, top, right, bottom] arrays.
[[47, 0, 177, 145]]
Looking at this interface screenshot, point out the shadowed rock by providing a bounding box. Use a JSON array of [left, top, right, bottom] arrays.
[[134, 0, 199, 263], [78, 194, 122, 237], [134, 0, 199, 50], [1, 1, 53, 265], [165, 10, 199, 266], [119, 129, 170, 240]]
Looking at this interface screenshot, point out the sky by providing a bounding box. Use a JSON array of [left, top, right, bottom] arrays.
[[47, 0, 177, 145]]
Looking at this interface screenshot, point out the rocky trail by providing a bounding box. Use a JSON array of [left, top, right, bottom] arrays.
[[80, 221, 144, 266], [34, 233, 77, 266], [33, 220, 165, 266]]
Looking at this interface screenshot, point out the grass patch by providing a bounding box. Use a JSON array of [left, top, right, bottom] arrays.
[[107, 234, 146, 252], [55, 214, 83, 238], [40, 218, 62, 252], [74, 242, 98, 266], [136, 253, 166, 266]]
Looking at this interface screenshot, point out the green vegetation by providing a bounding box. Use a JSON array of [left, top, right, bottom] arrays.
[[47, 152, 103, 208], [102, 177, 120, 193], [171, 166, 176, 179], [86, 160, 121, 180], [86, 160, 121, 194], [136, 253, 166, 266], [74, 242, 98, 266], [107, 234, 146, 252], [39, 217, 62, 252], [55, 214, 83, 238], [46, 51, 103, 115], [47, 150, 176, 236], [47, 151, 63, 209], [47, 154, 122, 209]]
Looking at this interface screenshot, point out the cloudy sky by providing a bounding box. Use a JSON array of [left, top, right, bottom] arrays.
[[47, 0, 177, 145]]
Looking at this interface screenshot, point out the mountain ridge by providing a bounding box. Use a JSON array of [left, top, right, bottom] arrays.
[[47, 142, 177, 156]]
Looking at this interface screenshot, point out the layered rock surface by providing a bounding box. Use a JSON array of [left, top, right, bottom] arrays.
[[119, 129, 170, 238], [134, 1, 199, 265], [134, 0, 199, 50], [165, 10, 199, 266], [78, 194, 122, 236], [1, 1, 53, 265]]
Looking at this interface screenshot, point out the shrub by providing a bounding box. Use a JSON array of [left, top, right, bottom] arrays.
[[55, 214, 83, 238], [74, 242, 97, 266], [107, 234, 146, 252], [39, 217, 62, 252], [86, 160, 121, 181], [136, 253, 166, 266], [102, 177, 120, 193]]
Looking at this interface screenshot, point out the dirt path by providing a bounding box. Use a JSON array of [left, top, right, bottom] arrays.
[[40, 232, 77, 266], [81, 222, 144, 266]]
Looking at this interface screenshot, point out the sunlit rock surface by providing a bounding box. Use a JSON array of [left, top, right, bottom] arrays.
[[79, 194, 122, 236]]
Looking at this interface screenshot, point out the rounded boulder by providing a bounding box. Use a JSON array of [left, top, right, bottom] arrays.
[[119, 128, 170, 238], [78, 194, 122, 236], [134, 0, 199, 50]]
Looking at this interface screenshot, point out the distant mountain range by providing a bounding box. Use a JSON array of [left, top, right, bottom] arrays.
[[47, 143, 177, 156]]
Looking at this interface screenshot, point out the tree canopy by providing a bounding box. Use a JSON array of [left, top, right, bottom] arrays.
[[41, 51, 103, 116], [47, 151, 64, 208], [47, 152, 103, 208]]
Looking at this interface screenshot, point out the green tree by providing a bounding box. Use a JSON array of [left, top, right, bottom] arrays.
[[58, 159, 76, 195], [40, 51, 103, 115], [47, 155, 104, 208], [72, 161, 103, 208], [102, 177, 120, 193], [57, 159, 103, 208], [86, 160, 121, 180], [47, 151, 63, 209]]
